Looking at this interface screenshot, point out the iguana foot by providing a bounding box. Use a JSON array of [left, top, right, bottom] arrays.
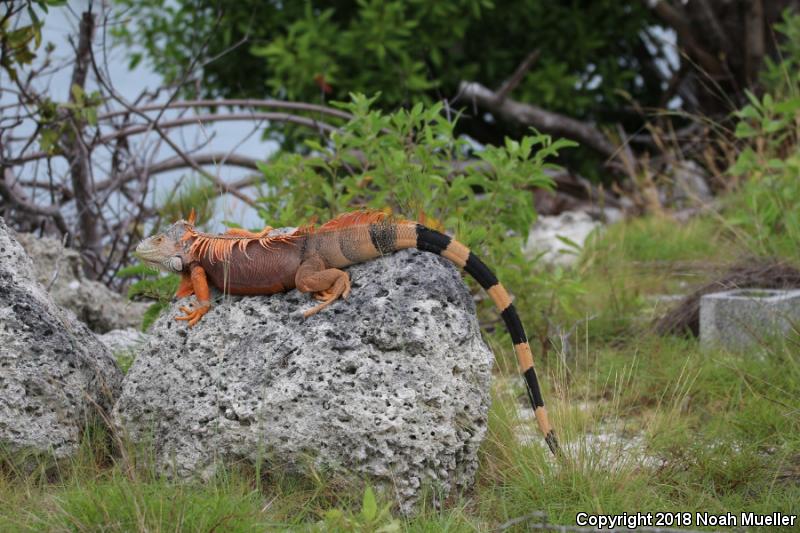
[[176, 304, 210, 327], [303, 276, 351, 318], [313, 284, 352, 301]]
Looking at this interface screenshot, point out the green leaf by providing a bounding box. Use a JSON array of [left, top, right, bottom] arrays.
[[361, 486, 377, 522], [555, 234, 583, 252], [70, 84, 85, 103]]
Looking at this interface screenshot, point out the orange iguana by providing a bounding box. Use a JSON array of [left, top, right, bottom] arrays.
[[135, 210, 560, 455]]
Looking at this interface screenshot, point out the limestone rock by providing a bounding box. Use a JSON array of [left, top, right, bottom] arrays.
[[523, 210, 601, 267], [0, 218, 123, 459], [14, 232, 148, 333], [659, 160, 713, 209], [113, 250, 493, 510], [98, 328, 151, 356]]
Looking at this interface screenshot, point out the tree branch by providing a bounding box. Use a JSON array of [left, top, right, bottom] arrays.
[[7, 112, 338, 165], [62, 11, 101, 274], [494, 49, 540, 103], [0, 168, 69, 235], [457, 81, 618, 160], [745, 0, 766, 84], [96, 99, 353, 122], [96, 152, 260, 192]]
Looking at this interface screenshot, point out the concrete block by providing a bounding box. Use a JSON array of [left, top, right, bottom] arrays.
[[700, 289, 800, 351]]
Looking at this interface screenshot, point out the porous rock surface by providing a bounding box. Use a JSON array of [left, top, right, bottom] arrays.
[[0, 218, 123, 458], [14, 231, 148, 333], [114, 249, 494, 510]]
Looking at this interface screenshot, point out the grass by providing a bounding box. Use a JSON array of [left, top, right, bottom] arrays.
[[2, 214, 800, 531]]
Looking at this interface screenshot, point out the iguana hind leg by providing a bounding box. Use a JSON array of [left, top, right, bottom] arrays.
[[295, 255, 351, 317]]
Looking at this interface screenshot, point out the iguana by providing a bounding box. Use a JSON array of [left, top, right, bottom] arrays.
[[135, 210, 560, 455]]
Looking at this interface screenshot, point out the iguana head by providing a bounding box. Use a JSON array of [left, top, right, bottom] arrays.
[[135, 212, 195, 273]]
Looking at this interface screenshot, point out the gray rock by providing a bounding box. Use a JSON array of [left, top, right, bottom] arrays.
[[0, 218, 123, 459], [114, 249, 493, 511], [700, 289, 800, 351], [523, 210, 601, 267], [98, 328, 152, 355], [659, 160, 713, 209], [14, 232, 148, 333]]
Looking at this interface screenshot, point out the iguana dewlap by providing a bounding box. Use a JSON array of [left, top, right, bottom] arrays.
[[135, 210, 559, 455]]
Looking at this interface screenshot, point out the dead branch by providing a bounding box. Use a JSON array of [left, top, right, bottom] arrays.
[[97, 99, 353, 122], [745, 0, 766, 84], [0, 168, 69, 235], [61, 11, 101, 273], [494, 49, 540, 103], [7, 111, 338, 166], [457, 81, 618, 161], [95, 152, 259, 192]]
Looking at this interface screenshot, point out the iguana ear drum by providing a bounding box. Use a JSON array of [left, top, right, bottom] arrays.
[[168, 256, 183, 272]]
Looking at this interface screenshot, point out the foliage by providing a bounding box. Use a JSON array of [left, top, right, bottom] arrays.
[[726, 12, 800, 262], [0, 1, 65, 83], [36, 85, 104, 155], [256, 94, 575, 328], [112, 0, 658, 141], [157, 177, 217, 227], [314, 486, 400, 533], [118, 263, 180, 331], [760, 9, 800, 98]]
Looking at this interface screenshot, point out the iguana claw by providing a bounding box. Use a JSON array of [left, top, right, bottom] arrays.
[[176, 304, 210, 327]]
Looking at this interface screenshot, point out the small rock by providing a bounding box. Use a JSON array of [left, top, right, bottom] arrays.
[[14, 232, 148, 333], [659, 160, 713, 209], [523, 210, 601, 267], [98, 327, 151, 355]]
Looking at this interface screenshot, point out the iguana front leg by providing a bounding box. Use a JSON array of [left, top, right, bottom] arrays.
[[295, 255, 351, 317], [175, 273, 194, 298], [176, 264, 211, 327]]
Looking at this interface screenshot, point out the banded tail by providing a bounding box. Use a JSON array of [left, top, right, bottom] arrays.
[[378, 220, 560, 456]]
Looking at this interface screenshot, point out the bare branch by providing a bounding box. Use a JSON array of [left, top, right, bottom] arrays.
[[457, 81, 618, 160], [7, 112, 338, 165], [494, 49, 540, 103], [97, 99, 353, 122], [745, 0, 766, 84], [96, 152, 260, 192], [98, 112, 337, 144], [0, 168, 69, 235], [62, 11, 101, 273]]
